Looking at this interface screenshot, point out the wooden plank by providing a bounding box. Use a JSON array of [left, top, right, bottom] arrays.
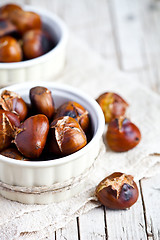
[[56, 219, 79, 240], [109, 0, 146, 70], [105, 183, 147, 240], [29, 0, 117, 68], [78, 206, 106, 240], [138, 0, 160, 93], [140, 174, 160, 240]]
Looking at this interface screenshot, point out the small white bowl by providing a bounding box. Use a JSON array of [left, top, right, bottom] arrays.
[[0, 6, 68, 85], [0, 82, 105, 204]]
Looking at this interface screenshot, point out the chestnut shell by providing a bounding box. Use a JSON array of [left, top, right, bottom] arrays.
[[106, 117, 141, 152], [96, 172, 139, 209]]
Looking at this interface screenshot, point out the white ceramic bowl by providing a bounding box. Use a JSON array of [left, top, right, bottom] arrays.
[[0, 6, 68, 85], [0, 82, 105, 204]]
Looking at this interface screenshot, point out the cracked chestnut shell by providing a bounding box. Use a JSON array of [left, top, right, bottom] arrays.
[[48, 116, 87, 156], [0, 109, 20, 127], [23, 29, 53, 60], [0, 36, 22, 62], [0, 111, 15, 151], [54, 101, 90, 133], [0, 90, 28, 121], [14, 114, 49, 159], [29, 86, 55, 119], [96, 92, 128, 123], [106, 117, 141, 152], [96, 172, 139, 209]]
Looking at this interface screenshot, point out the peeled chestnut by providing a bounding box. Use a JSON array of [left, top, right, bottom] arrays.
[[48, 116, 87, 156], [0, 4, 22, 19], [0, 36, 22, 62], [106, 117, 141, 152], [0, 90, 28, 121], [14, 114, 49, 159], [0, 147, 28, 161], [0, 18, 18, 37], [0, 112, 15, 151], [29, 86, 55, 119], [96, 92, 128, 123], [96, 172, 139, 209], [23, 29, 53, 59], [8, 8, 41, 35], [54, 101, 90, 133]]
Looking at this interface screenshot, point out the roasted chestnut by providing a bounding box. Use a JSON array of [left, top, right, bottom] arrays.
[[96, 92, 128, 123], [96, 172, 139, 209], [0, 90, 28, 121], [0, 147, 28, 161], [29, 86, 55, 119], [0, 109, 20, 127], [106, 117, 141, 152], [48, 116, 87, 156], [8, 8, 41, 35], [0, 18, 18, 37], [54, 101, 90, 133], [0, 4, 22, 19], [0, 111, 15, 151], [0, 36, 22, 62], [14, 114, 49, 159], [23, 29, 53, 59]]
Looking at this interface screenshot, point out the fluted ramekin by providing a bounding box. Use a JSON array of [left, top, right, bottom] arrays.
[[0, 5, 68, 85], [0, 82, 105, 204]]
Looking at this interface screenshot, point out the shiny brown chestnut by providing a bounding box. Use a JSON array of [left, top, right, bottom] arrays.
[[0, 147, 28, 161], [8, 8, 41, 35], [106, 117, 141, 152], [96, 172, 139, 209], [0, 90, 28, 121], [23, 29, 53, 60], [14, 114, 49, 159], [0, 112, 15, 151], [48, 116, 87, 156], [0, 18, 18, 37], [29, 86, 55, 119], [0, 4, 22, 18], [54, 101, 90, 133], [96, 92, 128, 123], [0, 109, 20, 127], [0, 36, 22, 62]]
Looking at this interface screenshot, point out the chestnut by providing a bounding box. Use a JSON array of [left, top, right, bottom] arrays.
[[23, 29, 53, 59], [0, 4, 22, 19], [48, 116, 87, 156], [96, 172, 139, 209], [54, 101, 90, 133], [0, 90, 28, 121], [0, 109, 20, 127], [106, 117, 141, 152], [8, 9, 41, 35], [14, 114, 49, 159], [96, 92, 128, 123], [0, 147, 28, 161], [0, 36, 22, 62], [29, 86, 55, 119], [0, 18, 18, 37], [0, 112, 15, 151]]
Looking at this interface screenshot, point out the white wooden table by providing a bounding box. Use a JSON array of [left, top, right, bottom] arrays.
[[1, 0, 160, 239]]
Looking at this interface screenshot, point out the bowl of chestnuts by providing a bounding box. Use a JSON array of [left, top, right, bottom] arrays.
[[0, 3, 68, 85], [0, 82, 105, 204]]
